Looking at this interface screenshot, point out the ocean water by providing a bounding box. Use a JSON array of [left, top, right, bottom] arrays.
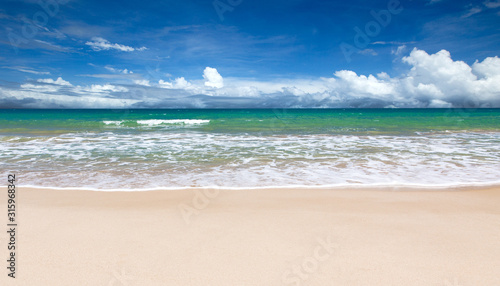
[[1, 108, 500, 190]]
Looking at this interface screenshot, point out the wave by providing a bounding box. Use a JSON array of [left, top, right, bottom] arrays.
[[103, 119, 210, 126], [2, 131, 500, 190]]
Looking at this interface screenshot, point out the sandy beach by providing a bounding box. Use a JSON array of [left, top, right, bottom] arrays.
[[1, 186, 500, 285]]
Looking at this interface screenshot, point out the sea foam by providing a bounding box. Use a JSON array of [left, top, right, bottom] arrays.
[[2, 131, 500, 190], [103, 119, 210, 126]]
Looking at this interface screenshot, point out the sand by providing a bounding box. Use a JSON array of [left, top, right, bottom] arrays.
[[1, 186, 500, 285]]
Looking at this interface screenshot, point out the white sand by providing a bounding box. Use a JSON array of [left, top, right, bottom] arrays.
[[1, 186, 499, 285]]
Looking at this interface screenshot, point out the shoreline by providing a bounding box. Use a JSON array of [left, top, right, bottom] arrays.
[[7, 181, 500, 192], [2, 186, 500, 285]]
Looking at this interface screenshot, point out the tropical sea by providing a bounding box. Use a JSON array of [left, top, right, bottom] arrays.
[[1, 108, 500, 190]]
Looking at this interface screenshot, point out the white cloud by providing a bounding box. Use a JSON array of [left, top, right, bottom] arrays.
[[158, 80, 172, 88], [459, 1, 500, 19], [472, 56, 500, 78], [1, 86, 138, 108], [372, 41, 416, 45], [37, 77, 72, 86], [392, 45, 407, 56], [159, 77, 191, 89], [203, 67, 224, 88], [20, 77, 72, 93], [20, 83, 60, 93], [85, 37, 147, 52], [82, 84, 129, 93], [174, 77, 190, 89], [358, 49, 378, 56], [402, 49, 478, 99], [134, 80, 151, 86], [428, 99, 452, 108], [34, 40, 71, 52], [462, 7, 482, 18], [4, 49, 500, 108], [484, 0, 500, 8], [104, 66, 133, 74], [6, 67, 50, 75], [333, 70, 395, 99]]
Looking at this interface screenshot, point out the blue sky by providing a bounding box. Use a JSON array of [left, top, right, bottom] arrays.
[[1, 0, 500, 108]]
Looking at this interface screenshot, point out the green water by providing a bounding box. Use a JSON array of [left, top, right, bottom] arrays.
[[1, 108, 499, 135], [2, 108, 500, 188]]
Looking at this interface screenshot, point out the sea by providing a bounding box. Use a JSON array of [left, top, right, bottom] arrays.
[[1, 108, 500, 190]]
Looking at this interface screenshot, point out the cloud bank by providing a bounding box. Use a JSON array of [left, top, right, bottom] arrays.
[[1, 48, 500, 108]]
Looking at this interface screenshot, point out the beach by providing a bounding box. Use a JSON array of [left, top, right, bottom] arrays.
[[2, 0, 500, 283], [2, 109, 500, 285], [2, 186, 499, 285]]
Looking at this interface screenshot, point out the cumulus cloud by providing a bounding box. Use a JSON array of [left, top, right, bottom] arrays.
[[2, 49, 500, 108], [428, 99, 452, 108], [68, 84, 129, 95], [399, 48, 498, 106], [472, 56, 500, 78], [334, 70, 395, 98], [20, 83, 61, 93], [84, 84, 129, 93], [19, 77, 72, 93], [85, 37, 147, 52], [203, 67, 224, 88], [134, 80, 151, 86], [37, 77, 72, 86], [158, 77, 191, 89]]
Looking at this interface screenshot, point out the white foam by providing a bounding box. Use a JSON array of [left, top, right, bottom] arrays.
[[103, 120, 122, 125], [136, 119, 210, 126], [2, 131, 500, 190], [102, 119, 210, 127], [7, 181, 500, 192]]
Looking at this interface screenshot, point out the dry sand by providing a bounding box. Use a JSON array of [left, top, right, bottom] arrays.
[[1, 186, 500, 285]]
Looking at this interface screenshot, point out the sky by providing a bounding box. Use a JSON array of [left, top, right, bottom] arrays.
[[0, 0, 500, 108]]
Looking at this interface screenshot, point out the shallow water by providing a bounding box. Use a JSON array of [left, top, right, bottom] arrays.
[[1, 108, 499, 189]]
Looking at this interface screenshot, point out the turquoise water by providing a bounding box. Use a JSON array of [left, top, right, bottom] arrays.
[[1, 109, 500, 135], [1, 109, 500, 189]]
